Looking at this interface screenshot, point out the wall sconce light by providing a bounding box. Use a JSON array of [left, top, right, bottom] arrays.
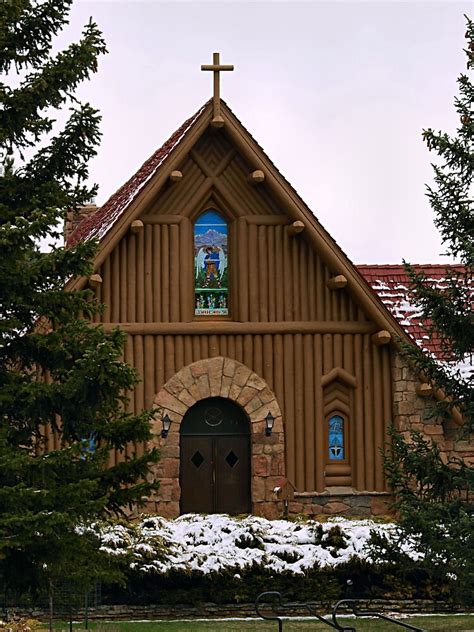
[[161, 413, 172, 438], [265, 411, 275, 437]]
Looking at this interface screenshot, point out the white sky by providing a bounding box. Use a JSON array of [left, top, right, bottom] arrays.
[[59, 0, 471, 264]]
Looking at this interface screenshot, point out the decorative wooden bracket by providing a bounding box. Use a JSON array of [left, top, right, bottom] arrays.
[[88, 274, 102, 289], [169, 170, 183, 182], [371, 330, 392, 346], [248, 169, 265, 184], [327, 275, 348, 290], [288, 220, 305, 236], [130, 219, 144, 234]]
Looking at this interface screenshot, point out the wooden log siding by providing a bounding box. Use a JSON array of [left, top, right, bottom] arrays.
[[95, 222, 366, 326], [64, 126, 394, 492], [95, 222, 193, 324], [57, 330, 392, 491]]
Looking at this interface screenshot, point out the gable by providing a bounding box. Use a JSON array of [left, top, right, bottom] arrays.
[[68, 98, 413, 347], [88, 121, 371, 327]]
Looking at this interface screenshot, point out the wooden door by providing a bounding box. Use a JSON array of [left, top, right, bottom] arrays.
[[215, 435, 250, 515], [180, 397, 251, 515]]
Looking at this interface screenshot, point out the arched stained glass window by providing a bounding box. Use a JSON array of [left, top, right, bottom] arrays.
[[328, 415, 345, 460], [194, 210, 228, 316]]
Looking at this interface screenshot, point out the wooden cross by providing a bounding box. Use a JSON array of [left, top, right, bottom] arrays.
[[201, 52, 234, 127]]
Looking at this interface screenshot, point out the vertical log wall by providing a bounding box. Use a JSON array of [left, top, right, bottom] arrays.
[[83, 128, 393, 493]]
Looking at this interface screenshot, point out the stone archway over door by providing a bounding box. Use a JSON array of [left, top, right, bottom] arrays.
[[150, 357, 285, 519], [180, 397, 251, 515]]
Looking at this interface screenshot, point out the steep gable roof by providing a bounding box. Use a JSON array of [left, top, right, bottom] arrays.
[[66, 99, 419, 346]]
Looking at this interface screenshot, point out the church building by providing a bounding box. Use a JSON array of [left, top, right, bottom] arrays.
[[64, 55, 472, 519]]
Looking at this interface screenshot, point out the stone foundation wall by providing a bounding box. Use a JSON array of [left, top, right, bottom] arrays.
[[148, 356, 285, 518], [7, 600, 471, 622], [392, 352, 474, 465], [288, 490, 392, 518]]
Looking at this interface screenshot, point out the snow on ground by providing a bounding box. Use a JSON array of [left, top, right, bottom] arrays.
[[89, 514, 421, 576]]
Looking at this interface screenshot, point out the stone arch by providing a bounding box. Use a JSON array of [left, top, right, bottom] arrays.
[[149, 357, 285, 518]]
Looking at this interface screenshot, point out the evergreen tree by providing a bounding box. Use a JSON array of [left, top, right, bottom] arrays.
[[0, 0, 159, 599], [402, 16, 473, 428], [378, 17, 473, 604]]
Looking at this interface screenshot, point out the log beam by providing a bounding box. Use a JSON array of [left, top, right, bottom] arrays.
[[88, 274, 103, 289], [130, 219, 144, 234], [101, 320, 376, 336], [416, 382, 433, 397], [327, 275, 348, 290], [288, 220, 305, 236], [169, 170, 183, 182], [210, 116, 225, 128], [371, 330, 392, 346], [248, 169, 265, 184]]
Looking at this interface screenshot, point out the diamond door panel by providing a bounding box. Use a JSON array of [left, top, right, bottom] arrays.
[[215, 436, 251, 515], [180, 436, 214, 514]]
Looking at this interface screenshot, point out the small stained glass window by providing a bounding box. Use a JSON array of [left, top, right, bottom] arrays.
[[194, 210, 228, 316], [80, 433, 96, 459], [328, 415, 344, 460]]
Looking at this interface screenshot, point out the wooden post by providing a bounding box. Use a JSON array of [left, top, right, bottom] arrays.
[[371, 330, 392, 346], [288, 220, 304, 236], [130, 219, 144, 234], [327, 274, 348, 290], [88, 274, 102, 289], [169, 170, 183, 182], [416, 382, 433, 397], [248, 169, 265, 184]]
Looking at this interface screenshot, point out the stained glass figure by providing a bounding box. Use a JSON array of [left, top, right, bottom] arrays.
[[194, 210, 228, 315], [328, 415, 344, 460], [80, 433, 96, 459]]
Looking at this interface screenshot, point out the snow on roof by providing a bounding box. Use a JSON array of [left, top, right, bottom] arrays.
[[67, 101, 210, 247], [357, 264, 473, 378]]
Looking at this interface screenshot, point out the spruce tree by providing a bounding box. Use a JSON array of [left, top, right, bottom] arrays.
[[403, 16, 473, 428], [0, 0, 159, 598], [379, 17, 473, 604]]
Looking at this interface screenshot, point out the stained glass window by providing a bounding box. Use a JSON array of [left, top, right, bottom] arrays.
[[80, 433, 96, 459], [194, 210, 228, 316], [328, 415, 344, 460]]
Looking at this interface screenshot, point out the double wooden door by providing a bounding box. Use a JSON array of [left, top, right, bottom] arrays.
[[180, 398, 251, 515]]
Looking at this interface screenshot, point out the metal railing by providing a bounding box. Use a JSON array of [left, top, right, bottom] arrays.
[[255, 591, 426, 631]]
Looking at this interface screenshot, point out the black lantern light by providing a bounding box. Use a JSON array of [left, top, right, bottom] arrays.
[[161, 413, 172, 438], [265, 411, 275, 436]]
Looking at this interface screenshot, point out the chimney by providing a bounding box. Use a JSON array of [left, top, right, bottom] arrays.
[[64, 203, 98, 244]]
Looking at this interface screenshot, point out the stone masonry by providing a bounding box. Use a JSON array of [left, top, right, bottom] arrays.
[[286, 349, 473, 520], [148, 357, 285, 518], [145, 351, 472, 521], [391, 351, 474, 466]]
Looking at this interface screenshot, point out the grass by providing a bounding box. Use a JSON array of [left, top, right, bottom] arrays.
[[44, 614, 474, 631]]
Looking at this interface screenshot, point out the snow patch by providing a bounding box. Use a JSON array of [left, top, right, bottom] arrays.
[[84, 515, 421, 576]]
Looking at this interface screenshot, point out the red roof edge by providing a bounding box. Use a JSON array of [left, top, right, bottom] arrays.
[[67, 100, 211, 247]]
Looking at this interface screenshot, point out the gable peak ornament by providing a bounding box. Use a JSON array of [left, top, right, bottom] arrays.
[[201, 52, 234, 128]]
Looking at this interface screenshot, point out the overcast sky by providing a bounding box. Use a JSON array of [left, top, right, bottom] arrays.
[[60, 1, 471, 264]]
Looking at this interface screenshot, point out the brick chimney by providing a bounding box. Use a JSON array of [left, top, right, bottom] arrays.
[[64, 203, 98, 244]]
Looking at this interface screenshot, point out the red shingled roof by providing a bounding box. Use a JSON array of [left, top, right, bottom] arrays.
[[67, 102, 210, 247], [357, 264, 468, 359]]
